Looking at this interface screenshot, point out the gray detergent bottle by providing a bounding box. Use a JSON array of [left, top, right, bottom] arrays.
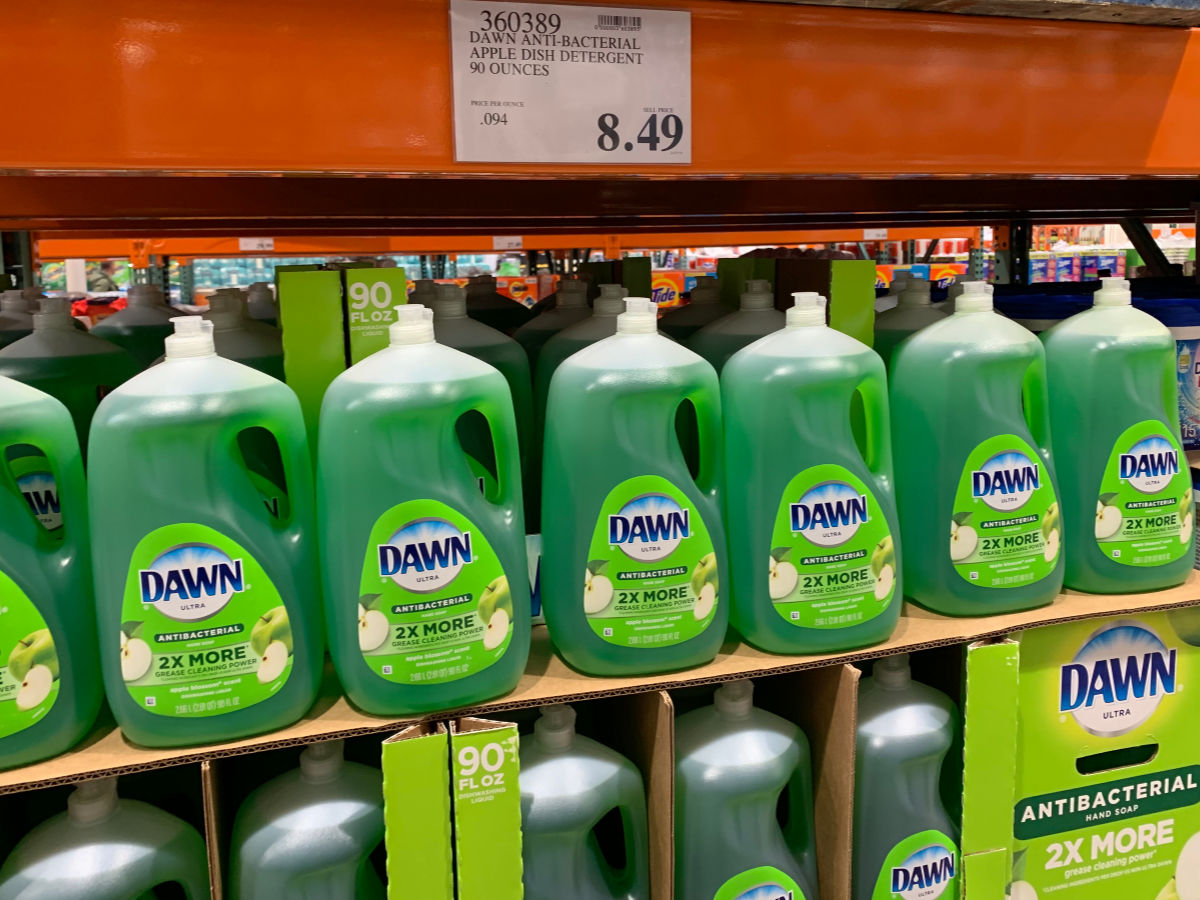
[[0, 292, 34, 348], [687, 279, 786, 375], [91, 283, 180, 368], [513, 278, 591, 369], [246, 281, 279, 326], [853, 654, 960, 900], [659, 276, 726, 342], [202, 288, 285, 380]]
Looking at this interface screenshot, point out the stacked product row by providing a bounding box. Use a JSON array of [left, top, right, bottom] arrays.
[[0, 276, 1188, 773]]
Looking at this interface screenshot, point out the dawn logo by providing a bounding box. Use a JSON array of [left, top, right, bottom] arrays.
[[890, 845, 956, 899], [608, 493, 690, 562], [16, 472, 61, 531], [1059, 621, 1177, 737], [378, 518, 473, 593], [729, 885, 794, 900], [138, 544, 245, 622], [1119, 436, 1179, 494], [971, 451, 1040, 512], [789, 481, 868, 547]]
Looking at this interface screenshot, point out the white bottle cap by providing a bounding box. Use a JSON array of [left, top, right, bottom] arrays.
[[954, 281, 994, 313], [534, 704, 577, 750], [714, 679, 754, 718], [434, 283, 467, 318], [410, 279, 439, 306], [127, 283, 166, 308], [874, 653, 912, 690], [595, 284, 627, 315], [898, 278, 932, 307], [33, 296, 76, 331], [1093, 276, 1132, 307], [617, 297, 658, 334], [557, 280, 588, 309], [787, 292, 828, 327], [164, 316, 216, 359], [300, 739, 346, 782], [741, 280, 775, 310], [390, 304, 435, 344], [68, 777, 119, 825]]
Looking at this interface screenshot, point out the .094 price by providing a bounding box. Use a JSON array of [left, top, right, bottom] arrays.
[[596, 113, 684, 153]]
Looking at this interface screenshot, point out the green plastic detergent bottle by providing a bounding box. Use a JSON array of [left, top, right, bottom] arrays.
[[88, 317, 323, 746], [520, 704, 650, 900], [541, 298, 726, 676], [723, 292, 901, 654], [535, 283, 628, 418], [853, 655, 960, 900], [513, 278, 591, 369], [1043, 277, 1194, 593], [318, 305, 529, 714], [0, 376, 102, 769], [890, 282, 1063, 615], [91, 283, 180, 368], [873, 278, 950, 367], [245, 281, 279, 326], [230, 739, 384, 900], [675, 680, 819, 900], [0, 298, 139, 453], [0, 777, 210, 899], [202, 288, 285, 381], [687, 280, 785, 375], [0, 292, 34, 348], [658, 276, 726, 342]]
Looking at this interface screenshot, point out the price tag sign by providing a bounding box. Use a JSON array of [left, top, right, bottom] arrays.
[[238, 237, 275, 252], [450, 0, 690, 164]]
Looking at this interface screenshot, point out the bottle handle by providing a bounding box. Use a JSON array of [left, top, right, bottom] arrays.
[[783, 758, 818, 881], [855, 370, 894, 478], [464, 388, 522, 514], [688, 385, 724, 496], [1164, 345, 1184, 438], [1021, 354, 1055, 466], [604, 793, 651, 899]]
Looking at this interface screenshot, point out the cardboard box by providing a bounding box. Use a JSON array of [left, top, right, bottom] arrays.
[[384, 722, 454, 900]]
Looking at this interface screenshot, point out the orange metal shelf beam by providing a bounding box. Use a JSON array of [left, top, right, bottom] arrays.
[[4, 0, 1200, 178]]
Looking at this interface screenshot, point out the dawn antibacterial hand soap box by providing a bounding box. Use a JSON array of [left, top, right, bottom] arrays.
[[1008, 610, 1200, 900]]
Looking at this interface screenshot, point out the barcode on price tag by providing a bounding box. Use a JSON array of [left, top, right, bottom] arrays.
[[449, 0, 691, 164]]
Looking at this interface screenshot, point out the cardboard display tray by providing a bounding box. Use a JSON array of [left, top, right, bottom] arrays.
[[1, 573, 1196, 795]]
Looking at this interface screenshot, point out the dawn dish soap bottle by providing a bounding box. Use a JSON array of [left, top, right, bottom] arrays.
[[91, 283, 180, 368], [686, 279, 785, 375], [1043, 277, 1194, 593], [890, 282, 1063, 616], [520, 704, 650, 900], [853, 654, 960, 900], [873, 277, 949, 367], [723, 292, 901, 655], [675, 680, 819, 900], [0, 777, 211, 899], [541, 298, 726, 676], [229, 739, 385, 900], [88, 318, 323, 747], [513, 278, 591, 369], [658, 276, 726, 342], [201, 288, 285, 381], [318, 305, 529, 715], [0, 376, 102, 769]]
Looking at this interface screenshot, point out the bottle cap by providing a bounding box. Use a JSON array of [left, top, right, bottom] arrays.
[[874, 653, 912, 690], [204, 288, 248, 327], [557, 279, 588, 309], [33, 296, 76, 331], [534, 704, 577, 750], [714, 679, 754, 718], [688, 276, 720, 306], [434, 283, 467, 318], [617, 297, 658, 334], [247, 281, 274, 302], [68, 777, 119, 825], [786, 291, 828, 327], [409, 279, 439, 306], [300, 739, 346, 782], [127, 283, 166, 308], [741, 280, 775, 310], [0, 291, 27, 312], [164, 316, 216, 359], [898, 278, 932, 307], [1094, 276, 1132, 307], [595, 284, 628, 315], [390, 304, 435, 344], [954, 281, 994, 313], [890, 271, 911, 294]]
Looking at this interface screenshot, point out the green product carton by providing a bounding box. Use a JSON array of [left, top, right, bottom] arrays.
[[384, 722, 454, 900]]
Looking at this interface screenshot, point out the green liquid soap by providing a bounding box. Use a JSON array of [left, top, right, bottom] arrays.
[[0, 298, 139, 453], [873, 278, 950, 367], [88, 317, 322, 747], [658, 276, 726, 342], [687, 279, 785, 374], [1043, 277, 1194, 592], [246, 281, 279, 326], [514, 279, 591, 369], [521, 705, 650, 900], [91, 283, 181, 368], [541, 298, 726, 676], [0, 293, 33, 348], [853, 655, 960, 900], [319, 305, 529, 714], [202, 288, 285, 381], [0, 377, 102, 769], [0, 777, 211, 899], [890, 282, 1063, 616], [724, 292, 901, 654], [230, 739, 384, 900], [675, 680, 820, 900]]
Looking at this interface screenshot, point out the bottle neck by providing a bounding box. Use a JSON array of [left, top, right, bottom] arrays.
[[436, 297, 467, 318]]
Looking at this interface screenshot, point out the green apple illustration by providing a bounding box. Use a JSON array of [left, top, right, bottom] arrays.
[[690, 553, 719, 621], [8, 629, 58, 682], [250, 606, 292, 657], [478, 576, 512, 651]]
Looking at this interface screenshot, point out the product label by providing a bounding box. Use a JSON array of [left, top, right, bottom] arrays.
[[120, 524, 291, 717], [0, 571, 58, 738], [1176, 338, 1200, 451], [1095, 421, 1191, 567], [769, 465, 895, 630], [13, 466, 60, 532], [584, 475, 718, 648], [359, 500, 512, 684], [713, 866, 807, 900], [872, 831, 959, 900], [950, 434, 1059, 588]]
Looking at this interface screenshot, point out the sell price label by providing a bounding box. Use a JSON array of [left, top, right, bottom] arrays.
[[449, 0, 691, 164]]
